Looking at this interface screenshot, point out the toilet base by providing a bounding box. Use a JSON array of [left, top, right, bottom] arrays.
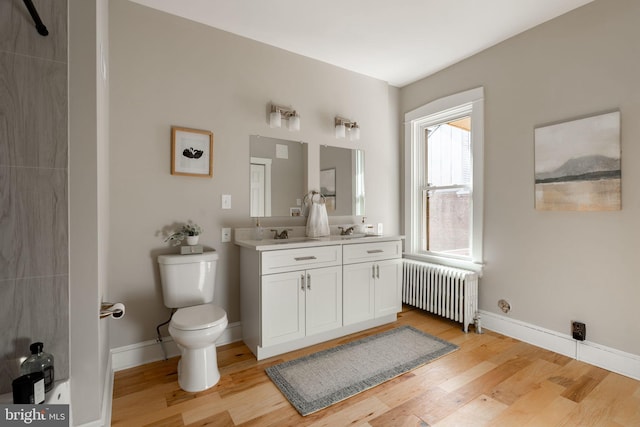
[[176, 344, 221, 392]]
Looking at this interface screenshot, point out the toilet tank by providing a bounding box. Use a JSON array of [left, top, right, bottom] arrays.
[[157, 251, 219, 308]]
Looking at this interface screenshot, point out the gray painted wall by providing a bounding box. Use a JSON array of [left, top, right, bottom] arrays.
[[108, 0, 400, 349], [0, 0, 69, 394], [400, 0, 640, 355]]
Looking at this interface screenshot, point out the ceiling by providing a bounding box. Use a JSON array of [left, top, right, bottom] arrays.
[[129, 0, 594, 88]]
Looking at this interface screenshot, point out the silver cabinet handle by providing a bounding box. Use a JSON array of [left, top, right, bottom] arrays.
[[372, 265, 376, 279], [307, 273, 311, 290], [300, 274, 305, 291], [376, 264, 380, 279], [367, 249, 384, 254], [295, 256, 317, 261]]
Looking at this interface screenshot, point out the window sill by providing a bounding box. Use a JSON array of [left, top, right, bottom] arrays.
[[402, 253, 484, 276]]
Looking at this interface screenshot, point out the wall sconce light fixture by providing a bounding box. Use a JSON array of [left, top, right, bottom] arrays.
[[335, 116, 360, 141], [270, 104, 300, 131]]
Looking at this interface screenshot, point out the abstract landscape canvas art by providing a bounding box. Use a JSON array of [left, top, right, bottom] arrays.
[[534, 111, 621, 211]]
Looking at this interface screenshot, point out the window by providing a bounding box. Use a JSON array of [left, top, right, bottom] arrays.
[[404, 87, 484, 271], [425, 117, 472, 255]]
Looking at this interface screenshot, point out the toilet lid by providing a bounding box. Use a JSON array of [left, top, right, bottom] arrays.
[[171, 303, 227, 331]]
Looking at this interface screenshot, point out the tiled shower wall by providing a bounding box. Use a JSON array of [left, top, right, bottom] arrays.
[[0, 0, 68, 394]]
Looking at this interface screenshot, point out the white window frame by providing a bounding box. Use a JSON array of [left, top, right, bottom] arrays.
[[404, 87, 484, 273]]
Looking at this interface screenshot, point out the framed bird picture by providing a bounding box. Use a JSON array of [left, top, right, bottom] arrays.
[[171, 126, 213, 177]]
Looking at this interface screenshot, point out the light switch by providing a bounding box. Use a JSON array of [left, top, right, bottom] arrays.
[[222, 194, 231, 209]]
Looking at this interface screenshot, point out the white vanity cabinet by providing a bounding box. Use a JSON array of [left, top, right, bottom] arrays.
[[237, 234, 403, 360], [343, 241, 402, 325]]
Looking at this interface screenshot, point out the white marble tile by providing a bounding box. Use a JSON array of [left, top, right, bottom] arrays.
[[0, 167, 68, 281], [0, 51, 67, 169]]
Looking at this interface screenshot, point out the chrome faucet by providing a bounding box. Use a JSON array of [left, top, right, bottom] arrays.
[[270, 229, 292, 239], [339, 226, 355, 236]]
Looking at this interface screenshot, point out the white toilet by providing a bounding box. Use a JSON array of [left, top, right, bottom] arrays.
[[157, 251, 228, 392]]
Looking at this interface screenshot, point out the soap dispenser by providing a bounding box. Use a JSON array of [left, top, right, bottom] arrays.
[[356, 216, 368, 234], [20, 342, 54, 393], [252, 217, 264, 241]]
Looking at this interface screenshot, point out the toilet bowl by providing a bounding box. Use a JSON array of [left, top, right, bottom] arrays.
[[157, 251, 227, 392], [169, 303, 228, 392]]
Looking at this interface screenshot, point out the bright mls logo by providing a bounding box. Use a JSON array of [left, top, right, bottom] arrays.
[[1, 405, 68, 426]]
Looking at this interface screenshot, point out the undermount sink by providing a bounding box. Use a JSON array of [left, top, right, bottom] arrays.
[[257, 235, 378, 244], [332, 234, 378, 240], [268, 237, 320, 244]]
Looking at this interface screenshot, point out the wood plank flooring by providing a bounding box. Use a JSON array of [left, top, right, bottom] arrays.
[[111, 307, 640, 426]]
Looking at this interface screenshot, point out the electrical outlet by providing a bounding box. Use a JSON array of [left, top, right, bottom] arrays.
[[221, 227, 231, 243], [572, 321, 586, 341]]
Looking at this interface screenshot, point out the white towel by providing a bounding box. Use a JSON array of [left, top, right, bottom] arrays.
[[306, 194, 330, 237]]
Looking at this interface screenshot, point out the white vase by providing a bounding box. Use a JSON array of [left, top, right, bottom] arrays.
[[186, 235, 199, 245]]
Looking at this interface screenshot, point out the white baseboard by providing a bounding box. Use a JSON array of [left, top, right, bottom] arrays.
[[479, 310, 640, 381], [479, 310, 577, 357], [111, 321, 242, 372], [577, 340, 640, 381]]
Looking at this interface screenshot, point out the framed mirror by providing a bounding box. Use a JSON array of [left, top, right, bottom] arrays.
[[320, 146, 365, 216], [250, 135, 307, 217]]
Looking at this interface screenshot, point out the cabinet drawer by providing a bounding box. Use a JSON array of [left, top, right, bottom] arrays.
[[343, 240, 402, 264], [262, 245, 342, 274]]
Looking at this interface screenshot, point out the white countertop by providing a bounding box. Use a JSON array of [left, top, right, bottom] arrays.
[[234, 233, 404, 251]]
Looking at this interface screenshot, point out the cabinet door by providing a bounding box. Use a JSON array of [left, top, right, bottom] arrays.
[[342, 262, 375, 325], [262, 271, 305, 346], [305, 266, 343, 336], [374, 258, 402, 318]]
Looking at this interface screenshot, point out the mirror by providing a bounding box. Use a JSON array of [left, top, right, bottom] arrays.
[[320, 146, 365, 216], [250, 135, 307, 217]]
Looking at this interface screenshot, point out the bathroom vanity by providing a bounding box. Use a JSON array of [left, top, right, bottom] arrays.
[[235, 233, 403, 360]]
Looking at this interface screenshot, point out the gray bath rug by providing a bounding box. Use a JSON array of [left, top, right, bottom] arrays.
[[265, 325, 458, 416]]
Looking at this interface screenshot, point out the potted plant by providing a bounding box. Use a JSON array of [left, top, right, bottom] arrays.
[[164, 221, 203, 246], [182, 222, 203, 245]]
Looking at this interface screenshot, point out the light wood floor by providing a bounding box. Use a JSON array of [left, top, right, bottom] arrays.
[[111, 307, 640, 426]]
